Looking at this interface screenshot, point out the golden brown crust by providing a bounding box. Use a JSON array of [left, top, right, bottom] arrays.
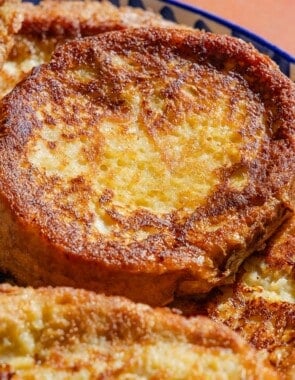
[[0, 28, 294, 305], [0, 0, 174, 99], [203, 216, 295, 378], [0, 284, 279, 378], [19, 0, 173, 37]]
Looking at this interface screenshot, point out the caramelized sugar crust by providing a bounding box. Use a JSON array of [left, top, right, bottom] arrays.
[[0, 28, 294, 305], [204, 216, 295, 379], [0, 0, 173, 99], [0, 285, 279, 379]]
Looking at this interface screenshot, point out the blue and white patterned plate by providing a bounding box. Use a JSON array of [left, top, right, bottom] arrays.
[[25, 0, 295, 80], [123, 0, 295, 80]]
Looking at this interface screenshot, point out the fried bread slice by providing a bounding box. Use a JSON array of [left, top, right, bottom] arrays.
[[204, 216, 295, 379], [0, 0, 22, 66], [0, 28, 294, 305], [0, 0, 173, 99], [0, 284, 279, 379]]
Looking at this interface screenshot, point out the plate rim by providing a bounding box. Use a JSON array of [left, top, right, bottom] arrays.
[[160, 0, 295, 63]]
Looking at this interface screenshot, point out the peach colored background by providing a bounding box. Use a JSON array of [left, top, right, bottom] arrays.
[[184, 0, 295, 57]]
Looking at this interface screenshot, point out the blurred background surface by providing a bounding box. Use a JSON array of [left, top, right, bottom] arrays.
[[185, 0, 295, 56]]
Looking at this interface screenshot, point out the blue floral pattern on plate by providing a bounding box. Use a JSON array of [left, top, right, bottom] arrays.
[[122, 0, 295, 80]]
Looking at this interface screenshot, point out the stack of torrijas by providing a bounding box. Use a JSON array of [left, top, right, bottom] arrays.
[[0, 1, 294, 378]]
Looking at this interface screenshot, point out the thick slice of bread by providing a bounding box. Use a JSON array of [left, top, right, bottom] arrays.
[[0, 284, 279, 379], [0, 0, 173, 99], [0, 28, 294, 305], [202, 216, 295, 379]]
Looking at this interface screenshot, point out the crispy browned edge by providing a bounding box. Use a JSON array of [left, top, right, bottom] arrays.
[[0, 284, 279, 378], [171, 216, 295, 378], [0, 0, 174, 107], [0, 28, 294, 305], [207, 217, 295, 378], [17, 0, 174, 38]]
